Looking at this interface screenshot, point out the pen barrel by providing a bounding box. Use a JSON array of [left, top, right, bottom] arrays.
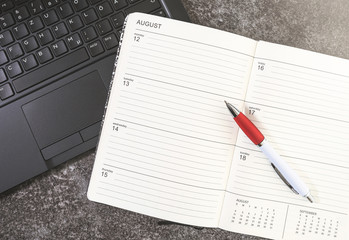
[[235, 113, 264, 145], [259, 140, 310, 197]]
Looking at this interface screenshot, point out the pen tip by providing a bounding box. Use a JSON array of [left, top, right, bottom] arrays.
[[224, 100, 240, 117], [306, 194, 314, 203]]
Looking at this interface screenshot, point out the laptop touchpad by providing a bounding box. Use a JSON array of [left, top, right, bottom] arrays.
[[22, 71, 107, 149]]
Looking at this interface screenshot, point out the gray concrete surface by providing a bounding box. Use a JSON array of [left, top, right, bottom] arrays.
[[2, 0, 349, 239]]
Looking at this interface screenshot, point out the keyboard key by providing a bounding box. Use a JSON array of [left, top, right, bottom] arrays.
[[13, 23, 29, 39], [52, 22, 68, 38], [96, 1, 113, 17], [153, 9, 166, 17], [111, 0, 127, 11], [82, 8, 98, 24], [43, 0, 60, 8], [23, 36, 39, 52], [58, 2, 74, 18], [110, 12, 125, 28], [67, 15, 84, 31], [81, 26, 98, 42], [0, 13, 15, 28], [72, 0, 89, 11], [0, 51, 9, 65], [0, 1, 14, 12], [21, 54, 38, 71], [66, 33, 83, 49], [36, 47, 53, 63], [7, 43, 24, 60], [88, 40, 104, 57], [96, 19, 112, 35], [125, 0, 161, 15], [0, 31, 14, 47], [28, 0, 46, 15], [13, 48, 89, 92], [0, 83, 14, 100], [51, 40, 68, 56], [14, 0, 28, 5], [129, 0, 141, 3], [0, 69, 7, 83], [103, 33, 118, 50], [14, 6, 30, 22], [6, 61, 22, 78], [42, 9, 59, 25], [89, 0, 102, 4], [28, 16, 45, 32], [37, 29, 54, 45]]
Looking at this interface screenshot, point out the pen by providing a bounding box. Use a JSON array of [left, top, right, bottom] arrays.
[[224, 101, 314, 203]]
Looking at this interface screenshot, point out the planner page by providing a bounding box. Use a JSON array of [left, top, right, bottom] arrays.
[[220, 41, 349, 239], [87, 13, 256, 227]]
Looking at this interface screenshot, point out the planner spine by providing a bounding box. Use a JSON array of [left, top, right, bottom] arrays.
[[94, 15, 130, 150]]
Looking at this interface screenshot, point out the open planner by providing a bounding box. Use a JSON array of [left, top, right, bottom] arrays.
[[87, 13, 349, 239]]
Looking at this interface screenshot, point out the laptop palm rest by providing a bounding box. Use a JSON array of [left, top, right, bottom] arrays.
[[22, 71, 107, 159]]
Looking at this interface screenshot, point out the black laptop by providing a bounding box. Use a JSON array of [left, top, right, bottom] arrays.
[[0, 0, 189, 193]]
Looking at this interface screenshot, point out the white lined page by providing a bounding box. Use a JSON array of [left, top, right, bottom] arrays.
[[220, 42, 349, 239], [88, 13, 257, 227]]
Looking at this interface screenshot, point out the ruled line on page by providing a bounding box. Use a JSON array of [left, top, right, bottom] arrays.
[[145, 42, 248, 71], [237, 161, 349, 190], [116, 110, 231, 138], [271, 65, 349, 85], [108, 178, 218, 205], [117, 106, 231, 129], [127, 62, 243, 90], [253, 156, 349, 175], [115, 132, 227, 157], [254, 77, 349, 111], [145, 36, 248, 66], [97, 186, 216, 214], [136, 28, 255, 58], [115, 172, 220, 197], [136, 82, 223, 104], [133, 85, 226, 109], [105, 152, 223, 180], [256, 76, 349, 105], [107, 141, 226, 166], [251, 120, 349, 145], [131, 48, 246, 74], [95, 192, 215, 220], [128, 58, 244, 84], [117, 96, 231, 125], [130, 48, 245, 73], [128, 127, 230, 151], [100, 181, 218, 208], [108, 147, 225, 173], [108, 138, 227, 163], [271, 68, 349, 91], [147, 36, 250, 65], [113, 117, 234, 146], [233, 177, 349, 206], [107, 147, 226, 169], [120, 90, 231, 119], [124, 73, 243, 101], [116, 111, 231, 140], [262, 112, 349, 130], [239, 139, 349, 170], [104, 156, 222, 186]]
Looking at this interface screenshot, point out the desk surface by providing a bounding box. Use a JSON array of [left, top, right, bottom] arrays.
[[2, 0, 349, 239]]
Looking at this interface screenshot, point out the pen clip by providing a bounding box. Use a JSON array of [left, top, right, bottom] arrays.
[[271, 163, 299, 195]]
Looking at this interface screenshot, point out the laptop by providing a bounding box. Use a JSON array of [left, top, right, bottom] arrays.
[[0, 0, 190, 193]]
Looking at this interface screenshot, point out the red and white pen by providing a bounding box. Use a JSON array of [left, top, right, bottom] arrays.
[[225, 101, 314, 203]]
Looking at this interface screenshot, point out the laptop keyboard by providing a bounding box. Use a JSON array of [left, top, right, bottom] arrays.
[[0, 0, 166, 104]]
